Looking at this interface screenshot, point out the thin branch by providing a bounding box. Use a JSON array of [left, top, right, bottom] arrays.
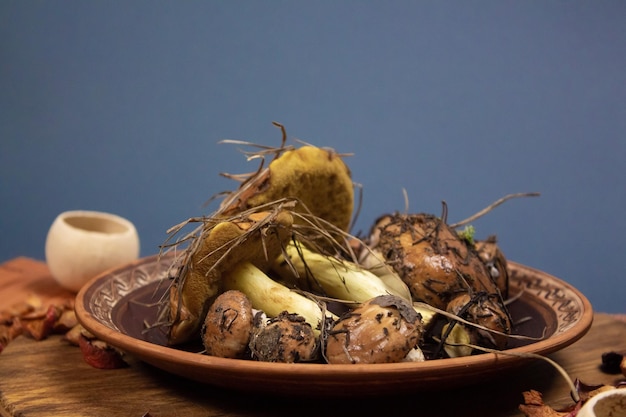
[[450, 192, 541, 228], [444, 340, 579, 402]]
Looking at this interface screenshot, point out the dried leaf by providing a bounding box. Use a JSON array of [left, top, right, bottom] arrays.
[[0, 296, 76, 353], [575, 379, 615, 403], [64, 324, 85, 346], [518, 390, 572, 417], [519, 382, 621, 417], [2, 295, 43, 320], [19, 305, 60, 341], [53, 309, 78, 333], [78, 334, 127, 369]]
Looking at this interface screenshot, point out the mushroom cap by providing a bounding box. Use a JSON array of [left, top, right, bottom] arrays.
[[447, 293, 511, 349], [249, 311, 319, 363], [202, 290, 254, 359], [326, 295, 423, 364], [227, 145, 354, 233], [371, 213, 500, 310]]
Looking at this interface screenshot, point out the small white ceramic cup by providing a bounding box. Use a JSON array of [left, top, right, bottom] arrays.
[[45, 210, 140, 292], [577, 388, 626, 417]]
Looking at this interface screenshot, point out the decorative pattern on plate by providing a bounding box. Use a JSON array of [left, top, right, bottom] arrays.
[[509, 267, 583, 333], [87, 255, 174, 331]]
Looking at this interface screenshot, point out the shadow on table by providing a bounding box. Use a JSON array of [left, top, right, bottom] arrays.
[[135, 357, 564, 417]]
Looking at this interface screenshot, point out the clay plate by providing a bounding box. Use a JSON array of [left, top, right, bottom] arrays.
[[75, 253, 593, 397]]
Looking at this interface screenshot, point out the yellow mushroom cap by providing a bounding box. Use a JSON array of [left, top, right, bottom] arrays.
[[240, 146, 354, 233]]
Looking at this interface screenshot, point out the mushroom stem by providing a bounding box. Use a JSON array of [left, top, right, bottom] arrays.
[[275, 242, 409, 302], [222, 261, 335, 336], [274, 242, 436, 326]]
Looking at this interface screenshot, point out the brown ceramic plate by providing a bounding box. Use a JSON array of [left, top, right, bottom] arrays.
[[75, 253, 593, 397]]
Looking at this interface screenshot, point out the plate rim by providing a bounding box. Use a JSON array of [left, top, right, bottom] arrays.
[[75, 253, 594, 392]]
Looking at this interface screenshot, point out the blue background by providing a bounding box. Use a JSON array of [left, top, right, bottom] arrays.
[[1, 2, 624, 313]]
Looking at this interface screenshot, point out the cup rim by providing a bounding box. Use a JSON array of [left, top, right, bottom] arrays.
[[55, 210, 137, 236], [578, 388, 626, 417]]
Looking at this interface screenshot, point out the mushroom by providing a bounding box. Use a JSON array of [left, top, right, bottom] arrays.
[[165, 126, 360, 344], [368, 212, 511, 349], [325, 295, 423, 364], [475, 235, 509, 299], [272, 241, 413, 305], [221, 130, 355, 236], [166, 208, 293, 345], [249, 311, 318, 363], [202, 290, 254, 359], [221, 261, 335, 336]]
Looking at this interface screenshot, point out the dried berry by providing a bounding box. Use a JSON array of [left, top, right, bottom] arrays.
[[601, 351, 624, 374]]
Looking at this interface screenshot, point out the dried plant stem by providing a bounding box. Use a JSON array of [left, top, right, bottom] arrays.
[[414, 302, 545, 342], [450, 192, 541, 229], [444, 340, 579, 402]]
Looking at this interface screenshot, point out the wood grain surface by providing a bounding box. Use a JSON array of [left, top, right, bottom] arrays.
[[1, 258, 626, 417]]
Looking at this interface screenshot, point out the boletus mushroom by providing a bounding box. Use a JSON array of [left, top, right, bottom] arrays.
[[325, 295, 424, 364], [367, 212, 512, 349]]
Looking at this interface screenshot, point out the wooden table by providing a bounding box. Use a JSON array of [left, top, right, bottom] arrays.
[[1, 257, 625, 417]]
